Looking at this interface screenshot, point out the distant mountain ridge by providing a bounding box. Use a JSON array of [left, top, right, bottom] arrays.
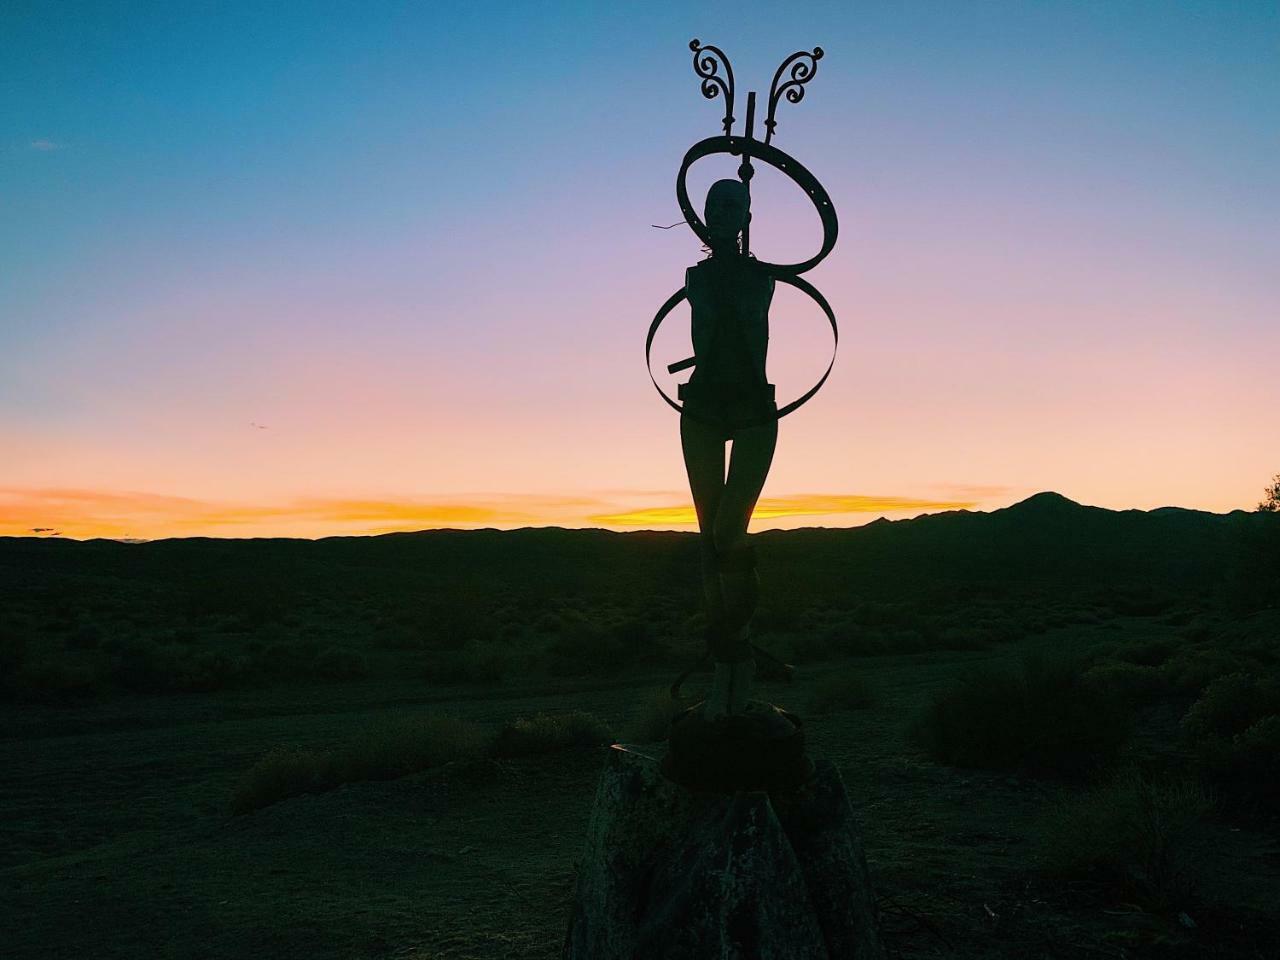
[[2, 493, 1270, 609]]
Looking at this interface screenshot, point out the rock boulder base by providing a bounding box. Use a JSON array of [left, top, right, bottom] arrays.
[[563, 744, 884, 960]]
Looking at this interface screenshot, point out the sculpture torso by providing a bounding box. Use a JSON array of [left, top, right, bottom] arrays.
[[685, 255, 774, 389]]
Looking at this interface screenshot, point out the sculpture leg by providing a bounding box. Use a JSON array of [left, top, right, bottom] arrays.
[[707, 417, 777, 718], [680, 410, 728, 628]]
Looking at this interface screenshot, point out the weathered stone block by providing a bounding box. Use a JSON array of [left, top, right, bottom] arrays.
[[563, 744, 884, 960]]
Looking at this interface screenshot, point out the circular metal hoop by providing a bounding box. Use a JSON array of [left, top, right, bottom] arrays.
[[676, 135, 838, 277], [645, 273, 838, 420]]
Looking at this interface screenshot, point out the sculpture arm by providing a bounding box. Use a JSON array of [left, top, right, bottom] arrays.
[[667, 267, 698, 375]]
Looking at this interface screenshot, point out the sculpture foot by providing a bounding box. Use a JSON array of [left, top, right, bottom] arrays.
[[703, 656, 756, 722]]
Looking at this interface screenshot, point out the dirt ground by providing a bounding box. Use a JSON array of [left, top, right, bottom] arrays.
[[4, 626, 1278, 959]]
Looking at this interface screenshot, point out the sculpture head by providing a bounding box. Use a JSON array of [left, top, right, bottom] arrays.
[[704, 179, 750, 251]]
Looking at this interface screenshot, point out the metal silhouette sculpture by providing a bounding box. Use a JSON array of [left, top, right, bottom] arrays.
[[648, 40, 839, 792]]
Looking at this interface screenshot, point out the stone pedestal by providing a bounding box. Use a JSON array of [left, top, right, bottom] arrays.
[[563, 744, 884, 960]]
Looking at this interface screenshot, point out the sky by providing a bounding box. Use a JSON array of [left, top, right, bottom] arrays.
[[2, 1, 1278, 540]]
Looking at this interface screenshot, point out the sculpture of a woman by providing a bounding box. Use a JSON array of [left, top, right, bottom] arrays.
[[679, 178, 778, 722]]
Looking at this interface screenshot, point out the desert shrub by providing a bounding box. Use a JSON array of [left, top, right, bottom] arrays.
[[1083, 661, 1167, 701], [313, 646, 369, 681], [11, 656, 102, 702], [493, 710, 614, 758], [753, 597, 806, 631], [1232, 715, 1280, 777], [230, 746, 331, 814], [770, 629, 836, 663], [179, 650, 246, 692], [1117, 638, 1179, 667], [1158, 647, 1247, 695], [807, 670, 877, 715], [937, 626, 989, 650], [421, 602, 496, 650], [1160, 608, 1197, 627], [1182, 620, 1215, 644], [853, 601, 920, 630], [1016, 611, 1048, 634], [372, 625, 425, 650], [1180, 675, 1280, 812], [837, 628, 890, 657], [880, 628, 925, 653], [1037, 769, 1213, 909], [231, 714, 488, 814], [1106, 585, 1175, 617], [423, 639, 512, 685], [545, 618, 613, 676], [0, 631, 27, 684], [620, 687, 686, 743], [545, 615, 664, 676], [1181, 672, 1280, 741], [110, 637, 181, 692], [332, 714, 490, 783], [911, 654, 1131, 778], [253, 638, 319, 680], [64, 624, 103, 650]]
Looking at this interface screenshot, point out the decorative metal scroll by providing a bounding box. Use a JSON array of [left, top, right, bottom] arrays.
[[689, 39, 735, 136], [764, 47, 824, 145]]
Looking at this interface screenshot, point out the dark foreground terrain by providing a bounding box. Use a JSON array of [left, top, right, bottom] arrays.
[[3, 494, 1278, 958]]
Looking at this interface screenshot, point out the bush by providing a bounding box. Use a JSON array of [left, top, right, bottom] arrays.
[[179, 650, 247, 692], [1181, 672, 1280, 741], [1037, 769, 1213, 910], [1226, 715, 1280, 807], [313, 646, 369, 681], [422, 640, 513, 685], [911, 653, 1132, 778], [64, 624, 103, 650], [332, 714, 490, 783], [1116, 638, 1179, 667], [253, 639, 319, 680], [11, 656, 102, 702], [230, 746, 330, 815], [1158, 647, 1247, 696], [620, 687, 686, 743], [808, 671, 878, 715], [230, 714, 488, 814], [493, 710, 614, 758], [110, 638, 180, 693], [0, 632, 27, 684], [544, 615, 665, 677], [1182, 676, 1280, 811], [1083, 661, 1167, 701]]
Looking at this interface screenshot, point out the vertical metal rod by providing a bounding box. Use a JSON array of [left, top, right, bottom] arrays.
[[740, 91, 757, 256]]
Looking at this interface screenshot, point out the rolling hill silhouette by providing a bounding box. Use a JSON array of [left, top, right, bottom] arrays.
[[1, 493, 1270, 614]]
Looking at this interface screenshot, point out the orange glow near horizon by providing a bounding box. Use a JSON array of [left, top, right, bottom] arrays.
[[592, 495, 979, 526], [1, 487, 988, 541]]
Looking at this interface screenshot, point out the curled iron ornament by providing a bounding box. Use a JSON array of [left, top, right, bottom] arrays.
[[689, 38, 735, 135], [764, 47, 824, 145]]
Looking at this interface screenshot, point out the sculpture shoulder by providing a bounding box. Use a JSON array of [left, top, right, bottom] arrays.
[[686, 257, 772, 285]]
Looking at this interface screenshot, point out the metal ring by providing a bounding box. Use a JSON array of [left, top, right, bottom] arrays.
[[645, 273, 838, 420], [676, 135, 838, 277]]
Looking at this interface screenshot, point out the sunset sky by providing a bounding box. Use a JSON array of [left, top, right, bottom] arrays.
[[3, 2, 1277, 540]]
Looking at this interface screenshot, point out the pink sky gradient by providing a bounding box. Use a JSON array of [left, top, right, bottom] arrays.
[[4, 4, 1277, 539]]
